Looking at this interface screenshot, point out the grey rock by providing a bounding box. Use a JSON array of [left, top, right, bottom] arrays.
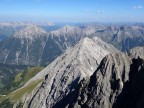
[[59, 53, 132, 108], [93, 25, 144, 51], [0, 24, 144, 66], [129, 46, 144, 59], [60, 50, 144, 108], [26, 37, 119, 108], [13, 25, 47, 39], [0, 25, 48, 66], [0, 25, 96, 66]]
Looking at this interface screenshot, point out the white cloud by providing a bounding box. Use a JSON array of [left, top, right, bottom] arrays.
[[133, 5, 143, 9]]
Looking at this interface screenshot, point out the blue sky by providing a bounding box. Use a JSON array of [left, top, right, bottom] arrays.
[[0, 0, 144, 22]]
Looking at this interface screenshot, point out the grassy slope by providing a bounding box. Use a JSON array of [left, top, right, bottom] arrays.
[[2, 66, 43, 94], [0, 66, 44, 107], [0, 64, 29, 93], [0, 79, 43, 108], [9, 79, 42, 102]]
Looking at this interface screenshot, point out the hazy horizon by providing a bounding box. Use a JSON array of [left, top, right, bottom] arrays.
[[0, 0, 144, 22]]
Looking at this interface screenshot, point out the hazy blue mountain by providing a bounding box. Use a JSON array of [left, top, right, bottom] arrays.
[[92, 25, 144, 51], [0, 22, 58, 41], [0, 25, 95, 66], [0, 24, 144, 66]]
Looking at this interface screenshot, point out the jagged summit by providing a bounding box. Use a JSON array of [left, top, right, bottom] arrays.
[[129, 46, 144, 59], [0, 25, 49, 66], [60, 51, 144, 108], [62, 25, 75, 30], [51, 25, 97, 37], [73, 37, 120, 75], [0, 25, 95, 66], [51, 25, 82, 36], [13, 25, 47, 38], [23, 37, 119, 108], [59, 53, 132, 108]]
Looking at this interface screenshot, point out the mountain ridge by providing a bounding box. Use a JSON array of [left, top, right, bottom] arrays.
[[0, 24, 144, 66], [13, 25, 47, 39], [24, 37, 119, 108], [55, 48, 144, 108]]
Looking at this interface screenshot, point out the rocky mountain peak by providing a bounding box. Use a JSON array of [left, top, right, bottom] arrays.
[[60, 25, 79, 31], [129, 46, 144, 59], [62, 25, 74, 30], [51, 25, 82, 36], [57, 53, 132, 108], [57, 50, 144, 108], [13, 25, 47, 39], [23, 37, 119, 108]]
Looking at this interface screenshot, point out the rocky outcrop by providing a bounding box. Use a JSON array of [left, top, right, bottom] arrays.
[[129, 46, 144, 59], [24, 37, 119, 108], [113, 57, 144, 108], [55, 53, 131, 108], [57, 52, 144, 108]]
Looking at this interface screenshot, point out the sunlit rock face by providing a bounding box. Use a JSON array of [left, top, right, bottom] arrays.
[[26, 37, 119, 108]]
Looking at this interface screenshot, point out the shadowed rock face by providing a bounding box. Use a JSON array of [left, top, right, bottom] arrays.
[[53, 53, 131, 108], [54, 52, 144, 108], [81, 53, 131, 108], [113, 57, 144, 108]]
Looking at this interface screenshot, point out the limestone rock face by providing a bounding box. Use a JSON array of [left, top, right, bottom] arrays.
[[26, 37, 119, 108], [129, 46, 144, 59], [57, 51, 144, 108], [13, 25, 47, 39], [69, 53, 131, 108], [0, 25, 48, 66], [0, 24, 144, 66], [93, 25, 144, 51]]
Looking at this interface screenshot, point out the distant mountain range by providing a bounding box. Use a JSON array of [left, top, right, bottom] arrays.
[[0, 24, 144, 66], [0, 22, 59, 41], [0, 25, 95, 66]]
